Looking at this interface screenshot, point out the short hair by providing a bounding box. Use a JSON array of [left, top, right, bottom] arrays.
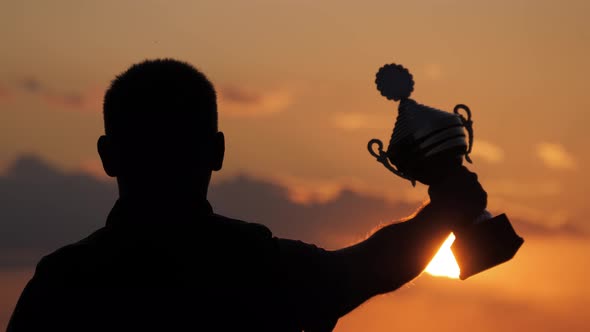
[[103, 59, 217, 139]]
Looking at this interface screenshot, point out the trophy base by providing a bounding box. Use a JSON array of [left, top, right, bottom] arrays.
[[451, 214, 524, 280]]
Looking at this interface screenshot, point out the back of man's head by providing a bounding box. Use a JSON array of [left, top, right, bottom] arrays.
[[99, 59, 224, 199], [104, 58, 217, 140]]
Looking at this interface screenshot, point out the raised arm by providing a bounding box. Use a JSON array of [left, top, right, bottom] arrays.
[[276, 166, 486, 331]]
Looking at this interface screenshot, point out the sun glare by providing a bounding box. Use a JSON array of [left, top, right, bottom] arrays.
[[425, 233, 460, 279]]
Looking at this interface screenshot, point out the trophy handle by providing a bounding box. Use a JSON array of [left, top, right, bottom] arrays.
[[453, 104, 474, 164], [367, 139, 416, 186]]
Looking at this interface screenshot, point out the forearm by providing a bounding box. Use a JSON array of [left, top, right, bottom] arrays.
[[329, 203, 452, 315], [307, 168, 486, 321]]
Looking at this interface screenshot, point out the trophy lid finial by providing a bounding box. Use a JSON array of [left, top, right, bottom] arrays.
[[375, 63, 414, 101]]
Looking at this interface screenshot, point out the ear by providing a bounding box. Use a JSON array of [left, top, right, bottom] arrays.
[[211, 131, 225, 171], [97, 135, 119, 177]]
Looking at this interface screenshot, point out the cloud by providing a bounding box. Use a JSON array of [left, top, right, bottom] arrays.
[[15, 78, 104, 113], [487, 179, 562, 198], [220, 85, 263, 104], [484, 179, 583, 231], [218, 85, 294, 117], [470, 140, 505, 163], [44, 88, 103, 114], [0, 83, 14, 103], [76, 158, 114, 182], [536, 142, 577, 170], [19, 78, 42, 93], [260, 173, 389, 205], [0, 154, 585, 269], [508, 215, 585, 237], [332, 113, 372, 131], [265, 174, 345, 204], [13, 79, 296, 116], [331, 112, 391, 131], [490, 197, 580, 232], [209, 175, 418, 247], [0, 155, 116, 267]]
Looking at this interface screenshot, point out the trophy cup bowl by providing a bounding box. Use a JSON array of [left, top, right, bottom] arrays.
[[368, 63, 523, 280]]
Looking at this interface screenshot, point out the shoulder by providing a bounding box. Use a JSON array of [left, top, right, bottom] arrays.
[[207, 214, 329, 257], [34, 227, 112, 280], [209, 213, 273, 239], [203, 214, 280, 259]]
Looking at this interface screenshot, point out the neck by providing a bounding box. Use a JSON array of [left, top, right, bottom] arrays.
[[117, 183, 209, 207]]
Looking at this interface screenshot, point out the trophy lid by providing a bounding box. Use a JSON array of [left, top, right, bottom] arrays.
[[389, 98, 468, 161], [371, 63, 474, 183]]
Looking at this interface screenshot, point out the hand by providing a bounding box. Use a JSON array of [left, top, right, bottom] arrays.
[[427, 166, 487, 229]]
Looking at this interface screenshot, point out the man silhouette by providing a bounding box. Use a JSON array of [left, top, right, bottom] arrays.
[[7, 59, 486, 332]]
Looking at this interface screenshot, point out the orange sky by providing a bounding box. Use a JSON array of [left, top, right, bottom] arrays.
[[1, 1, 589, 331]]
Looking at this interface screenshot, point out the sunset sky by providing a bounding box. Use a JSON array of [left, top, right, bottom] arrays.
[[1, 1, 589, 331]]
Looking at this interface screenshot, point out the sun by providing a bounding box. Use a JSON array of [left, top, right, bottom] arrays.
[[424, 233, 460, 279]]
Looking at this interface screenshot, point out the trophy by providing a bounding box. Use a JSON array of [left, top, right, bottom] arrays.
[[368, 63, 524, 280]]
